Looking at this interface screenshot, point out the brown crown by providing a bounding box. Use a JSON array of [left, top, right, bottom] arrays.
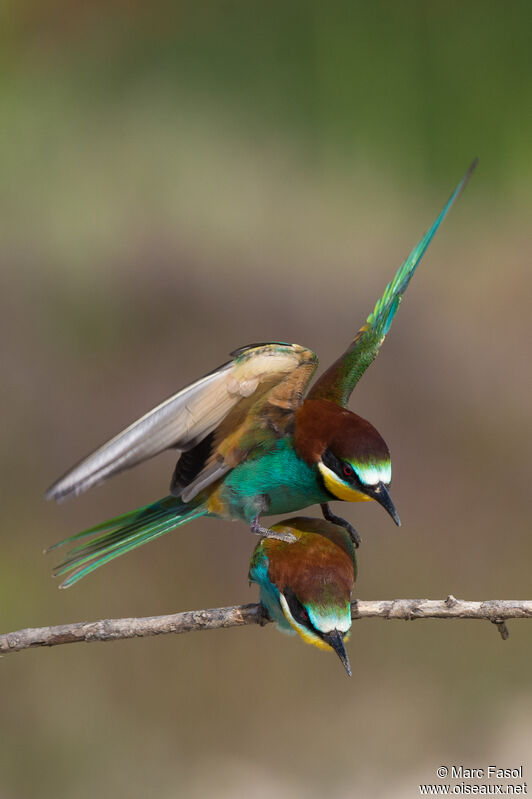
[[294, 399, 390, 465], [264, 529, 355, 607]]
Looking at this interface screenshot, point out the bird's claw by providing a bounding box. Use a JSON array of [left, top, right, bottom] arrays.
[[256, 603, 271, 626], [343, 522, 361, 548], [320, 504, 361, 548], [267, 530, 297, 543], [250, 518, 297, 543]]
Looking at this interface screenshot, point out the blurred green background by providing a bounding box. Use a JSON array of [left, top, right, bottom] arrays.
[[2, 2, 531, 797]]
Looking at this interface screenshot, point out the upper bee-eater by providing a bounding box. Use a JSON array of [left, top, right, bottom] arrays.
[[249, 516, 356, 676], [47, 161, 476, 587]]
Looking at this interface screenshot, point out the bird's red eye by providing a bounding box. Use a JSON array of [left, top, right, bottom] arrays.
[[343, 464, 353, 477]]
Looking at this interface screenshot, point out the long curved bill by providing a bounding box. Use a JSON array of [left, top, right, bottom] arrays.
[[367, 482, 401, 526], [322, 629, 352, 676]]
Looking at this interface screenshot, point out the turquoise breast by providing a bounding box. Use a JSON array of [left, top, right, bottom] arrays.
[[219, 439, 329, 520], [248, 550, 293, 634]]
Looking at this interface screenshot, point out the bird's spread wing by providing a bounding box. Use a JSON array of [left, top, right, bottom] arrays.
[[308, 159, 478, 406], [174, 344, 319, 502], [46, 342, 318, 502]]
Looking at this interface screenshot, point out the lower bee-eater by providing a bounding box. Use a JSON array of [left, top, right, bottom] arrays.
[[46, 160, 476, 587], [249, 516, 356, 676]]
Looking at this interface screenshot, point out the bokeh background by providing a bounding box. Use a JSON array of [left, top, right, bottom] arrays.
[[2, 2, 531, 797]]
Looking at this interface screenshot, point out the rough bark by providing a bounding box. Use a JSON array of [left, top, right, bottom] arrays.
[[2, 596, 530, 654]]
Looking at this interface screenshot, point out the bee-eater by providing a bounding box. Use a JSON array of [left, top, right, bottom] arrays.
[[47, 161, 476, 587], [249, 516, 356, 676]]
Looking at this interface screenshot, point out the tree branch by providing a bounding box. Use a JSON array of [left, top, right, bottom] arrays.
[[2, 596, 531, 655]]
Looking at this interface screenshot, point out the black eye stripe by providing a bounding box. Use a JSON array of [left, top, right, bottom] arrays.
[[284, 587, 313, 629], [322, 448, 343, 474], [283, 587, 333, 645], [322, 449, 361, 486]]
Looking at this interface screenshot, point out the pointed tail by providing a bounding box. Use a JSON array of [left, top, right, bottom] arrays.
[[308, 158, 478, 405], [48, 496, 207, 588]]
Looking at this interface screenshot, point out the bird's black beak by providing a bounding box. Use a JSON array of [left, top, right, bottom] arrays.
[[322, 629, 352, 677], [369, 482, 401, 526]]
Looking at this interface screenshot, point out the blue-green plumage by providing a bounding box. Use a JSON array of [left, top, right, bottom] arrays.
[[53, 441, 329, 587], [50, 497, 207, 588], [217, 439, 330, 519], [248, 550, 291, 633]]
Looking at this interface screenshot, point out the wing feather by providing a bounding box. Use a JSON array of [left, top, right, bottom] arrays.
[[46, 342, 317, 502], [173, 348, 319, 502]]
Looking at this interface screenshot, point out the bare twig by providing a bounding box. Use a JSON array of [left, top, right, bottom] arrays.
[[2, 596, 532, 655]]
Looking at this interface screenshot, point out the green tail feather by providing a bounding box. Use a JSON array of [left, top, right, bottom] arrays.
[[366, 157, 478, 339], [50, 496, 207, 588], [308, 158, 478, 405]]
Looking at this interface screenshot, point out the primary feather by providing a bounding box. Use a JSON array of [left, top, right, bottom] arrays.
[[46, 342, 316, 502]]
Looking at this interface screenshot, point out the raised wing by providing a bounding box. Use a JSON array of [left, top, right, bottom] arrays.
[[46, 342, 318, 502], [308, 159, 478, 406], [172, 344, 319, 502]]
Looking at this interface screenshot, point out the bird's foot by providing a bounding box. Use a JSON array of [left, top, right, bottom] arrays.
[[320, 504, 361, 548], [256, 603, 271, 627], [250, 518, 297, 543]]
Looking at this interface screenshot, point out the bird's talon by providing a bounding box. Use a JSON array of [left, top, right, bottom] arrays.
[[250, 518, 296, 544], [348, 525, 361, 548], [269, 530, 297, 543], [320, 504, 361, 547], [262, 529, 297, 543], [350, 532, 361, 549], [256, 603, 271, 626]]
